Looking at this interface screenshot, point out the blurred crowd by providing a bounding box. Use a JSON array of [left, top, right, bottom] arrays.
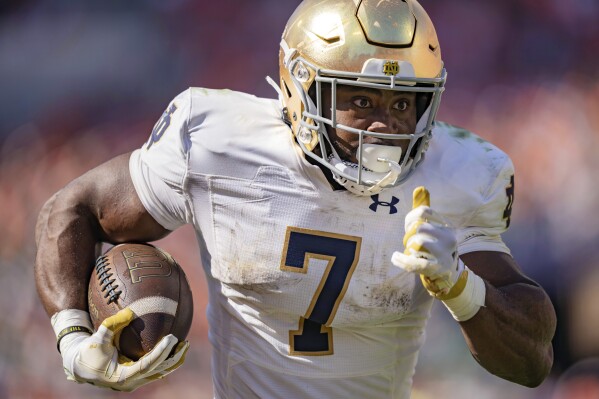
[[1, 0, 598, 398]]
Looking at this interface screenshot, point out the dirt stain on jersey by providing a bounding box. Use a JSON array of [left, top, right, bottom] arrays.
[[366, 281, 412, 313]]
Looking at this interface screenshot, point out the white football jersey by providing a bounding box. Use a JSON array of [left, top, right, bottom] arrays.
[[129, 88, 515, 399]]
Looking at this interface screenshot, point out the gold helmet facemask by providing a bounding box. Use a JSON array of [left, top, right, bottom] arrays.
[[274, 0, 446, 196]]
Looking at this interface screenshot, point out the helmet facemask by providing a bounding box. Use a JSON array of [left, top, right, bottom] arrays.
[[284, 53, 446, 196]]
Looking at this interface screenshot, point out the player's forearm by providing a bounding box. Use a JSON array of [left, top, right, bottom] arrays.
[[459, 281, 556, 387], [35, 154, 172, 317], [35, 186, 102, 316]]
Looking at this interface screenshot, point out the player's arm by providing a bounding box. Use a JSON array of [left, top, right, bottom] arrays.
[[392, 187, 556, 387], [458, 250, 555, 387], [35, 152, 169, 315], [35, 152, 187, 391]]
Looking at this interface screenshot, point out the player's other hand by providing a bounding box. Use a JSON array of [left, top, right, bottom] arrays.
[[391, 186, 464, 298], [59, 308, 189, 392]]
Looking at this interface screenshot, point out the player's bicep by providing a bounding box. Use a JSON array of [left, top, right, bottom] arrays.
[[78, 152, 170, 243], [461, 251, 537, 288]]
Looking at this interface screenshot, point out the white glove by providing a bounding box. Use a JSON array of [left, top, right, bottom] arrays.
[[52, 308, 189, 392], [391, 186, 463, 298], [392, 187, 486, 321]]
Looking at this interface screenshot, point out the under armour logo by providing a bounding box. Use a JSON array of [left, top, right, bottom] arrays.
[[369, 194, 399, 214]]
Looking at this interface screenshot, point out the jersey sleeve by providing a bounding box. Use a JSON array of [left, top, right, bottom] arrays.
[[129, 89, 193, 231], [457, 156, 515, 255]]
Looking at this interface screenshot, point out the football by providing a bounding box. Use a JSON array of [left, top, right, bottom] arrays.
[[88, 243, 193, 360]]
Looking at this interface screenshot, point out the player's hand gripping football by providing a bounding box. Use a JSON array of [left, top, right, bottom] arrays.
[[391, 186, 464, 299], [56, 308, 189, 392]]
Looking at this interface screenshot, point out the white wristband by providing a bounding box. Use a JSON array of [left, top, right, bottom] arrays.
[[51, 309, 94, 353], [441, 267, 486, 322]]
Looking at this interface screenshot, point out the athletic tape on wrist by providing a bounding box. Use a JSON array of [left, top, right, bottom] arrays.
[[51, 309, 94, 353], [441, 267, 486, 322], [56, 326, 93, 352]]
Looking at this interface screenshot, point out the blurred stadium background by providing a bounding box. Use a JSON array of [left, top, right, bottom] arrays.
[[1, 0, 598, 398]]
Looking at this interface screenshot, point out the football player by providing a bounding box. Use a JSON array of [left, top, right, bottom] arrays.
[[35, 0, 556, 397]]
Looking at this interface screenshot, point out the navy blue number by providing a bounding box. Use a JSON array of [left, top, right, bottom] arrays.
[[147, 103, 178, 149], [281, 227, 361, 356], [503, 175, 515, 228]]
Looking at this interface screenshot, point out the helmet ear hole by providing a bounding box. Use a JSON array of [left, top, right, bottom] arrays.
[[282, 80, 292, 99]]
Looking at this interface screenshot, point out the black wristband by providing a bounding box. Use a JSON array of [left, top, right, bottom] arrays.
[[56, 326, 93, 353]]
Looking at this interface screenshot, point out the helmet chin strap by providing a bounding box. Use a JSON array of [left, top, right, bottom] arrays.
[[265, 76, 284, 107], [328, 144, 403, 196]]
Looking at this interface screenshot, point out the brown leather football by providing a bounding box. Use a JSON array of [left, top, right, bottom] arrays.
[[88, 243, 193, 360]]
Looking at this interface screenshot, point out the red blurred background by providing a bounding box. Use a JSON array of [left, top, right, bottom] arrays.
[[1, 1, 598, 398]]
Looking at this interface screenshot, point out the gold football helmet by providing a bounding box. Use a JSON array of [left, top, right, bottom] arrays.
[[278, 0, 446, 195]]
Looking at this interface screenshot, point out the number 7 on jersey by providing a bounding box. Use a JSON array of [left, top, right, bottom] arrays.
[[280, 227, 361, 356]]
